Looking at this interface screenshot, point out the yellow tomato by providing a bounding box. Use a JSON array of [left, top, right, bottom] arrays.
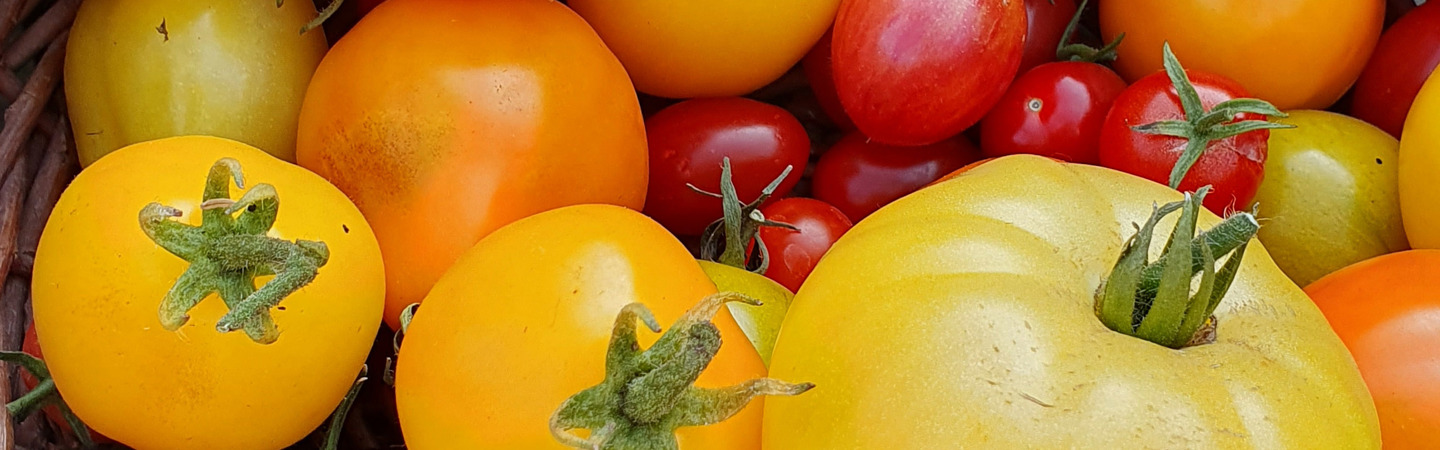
[[33, 136, 384, 449], [396, 205, 769, 449], [66, 0, 327, 165], [1400, 68, 1440, 248], [568, 0, 840, 98], [697, 260, 794, 366], [1252, 110, 1408, 287], [763, 155, 1378, 447]]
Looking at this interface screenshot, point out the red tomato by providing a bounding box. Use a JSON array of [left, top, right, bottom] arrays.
[[812, 132, 984, 221], [832, 0, 1026, 145], [979, 61, 1127, 163], [756, 198, 853, 292], [802, 30, 854, 131], [1019, 0, 1078, 73], [644, 98, 811, 236], [1352, 1, 1440, 137], [1098, 70, 1269, 214]]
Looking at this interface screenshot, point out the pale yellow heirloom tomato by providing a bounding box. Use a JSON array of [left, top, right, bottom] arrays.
[[1252, 110, 1408, 287], [1400, 68, 1440, 249], [66, 0, 327, 165], [33, 136, 384, 449], [763, 155, 1378, 448]]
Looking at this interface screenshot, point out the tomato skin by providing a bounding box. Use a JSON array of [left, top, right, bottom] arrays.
[[980, 62, 1127, 164], [1100, 0, 1384, 110], [764, 155, 1379, 447], [396, 205, 765, 449], [813, 132, 984, 222], [1351, 1, 1440, 138], [1098, 70, 1268, 214], [296, 0, 648, 329], [33, 137, 384, 450], [569, 0, 840, 98], [643, 98, 810, 236], [833, 0, 1026, 145], [756, 198, 853, 292], [66, 0, 327, 165], [802, 30, 855, 131], [19, 325, 113, 445], [1019, 0, 1077, 73], [1400, 69, 1440, 249], [1307, 250, 1440, 448]]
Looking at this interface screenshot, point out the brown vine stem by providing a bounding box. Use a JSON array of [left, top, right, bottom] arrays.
[[0, 29, 62, 188], [3, 0, 77, 69]]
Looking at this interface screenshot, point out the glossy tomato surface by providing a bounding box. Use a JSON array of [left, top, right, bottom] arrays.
[[813, 132, 984, 221], [757, 198, 853, 293], [832, 0, 1026, 145], [296, 0, 648, 329], [981, 61, 1127, 163], [802, 30, 854, 131], [1351, 1, 1440, 137], [1019, 0, 1077, 73], [1098, 70, 1268, 214], [644, 97, 810, 236]]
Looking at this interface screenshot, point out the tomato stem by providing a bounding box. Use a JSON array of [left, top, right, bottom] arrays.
[[0, 351, 95, 448], [1055, 0, 1124, 63], [1095, 187, 1258, 349], [323, 365, 367, 450], [1131, 44, 1294, 189], [138, 158, 330, 344], [549, 293, 813, 449], [301, 0, 343, 35], [691, 158, 797, 273]]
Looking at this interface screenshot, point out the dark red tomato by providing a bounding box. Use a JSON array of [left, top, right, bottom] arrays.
[[802, 30, 855, 130], [1352, 1, 1440, 138], [644, 97, 811, 236], [757, 198, 853, 292], [979, 61, 1127, 163], [1019, 0, 1078, 73], [813, 132, 985, 221], [832, 0, 1026, 146], [21, 324, 111, 445], [1099, 70, 1269, 214]]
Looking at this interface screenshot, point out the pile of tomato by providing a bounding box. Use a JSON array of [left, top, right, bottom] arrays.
[[12, 0, 1440, 448]]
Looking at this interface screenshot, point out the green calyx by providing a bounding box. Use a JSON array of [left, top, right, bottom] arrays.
[[1056, 0, 1124, 63], [693, 158, 797, 274], [1095, 187, 1259, 349], [0, 351, 95, 448], [139, 158, 330, 345], [550, 292, 814, 449], [1132, 43, 1294, 189]]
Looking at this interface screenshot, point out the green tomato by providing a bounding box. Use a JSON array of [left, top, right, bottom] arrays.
[[696, 260, 793, 367], [1251, 110, 1408, 287]]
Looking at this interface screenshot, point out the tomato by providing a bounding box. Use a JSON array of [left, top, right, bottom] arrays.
[[756, 198, 852, 293], [1307, 250, 1440, 448], [1098, 47, 1284, 215], [396, 205, 773, 448], [1019, 0, 1077, 73], [980, 61, 1127, 163], [832, 0, 1026, 145], [1250, 110, 1408, 287], [1400, 69, 1440, 249], [66, 0, 327, 165], [1100, 0, 1384, 110], [19, 324, 111, 445], [1351, 1, 1440, 137], [801, 30, 854, 131], [643, 98, 810, 236], [33, 136, 384, 449], [764, 155, 1379, 447], [296, 0, 647, 329], [569, 0, 840, 98], [812, 132, 984, 222], [698, 260, 794, 367]]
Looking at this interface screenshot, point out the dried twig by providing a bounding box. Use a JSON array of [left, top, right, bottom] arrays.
[[9, 117, 65, 279], [3, 0, 76, 70], [0, 30, 62, 189]]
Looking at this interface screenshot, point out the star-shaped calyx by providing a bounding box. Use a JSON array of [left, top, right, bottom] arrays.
[[138, 158, 329, 344], [549, 292, 814, 449]]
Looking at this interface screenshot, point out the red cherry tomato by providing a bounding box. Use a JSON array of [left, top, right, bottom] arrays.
[[756, 198, 853, 292], [979, 61, 1127, 163], [1019, 0, 1078, 73], [812, 132, 985, 221], [1098, 70, 1269, 214], [832, 0, 1026, 145], [644, 97, 811, 236], [1352, 1, 1440, 137], [802, 30, 854, 131]]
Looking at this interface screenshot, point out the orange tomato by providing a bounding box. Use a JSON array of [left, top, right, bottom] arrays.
[[395, 205, 767, 448], [568, 0, 840, 98], [1100, 0, 1384, 110], [295, 0, 648, 328], [1307, 250, 1440, 448]]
